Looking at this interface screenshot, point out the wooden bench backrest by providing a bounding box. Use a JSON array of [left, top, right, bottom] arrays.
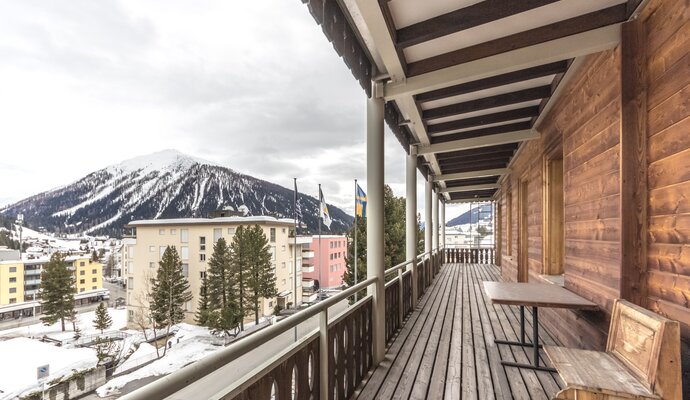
[[606, 299, 682, 398]]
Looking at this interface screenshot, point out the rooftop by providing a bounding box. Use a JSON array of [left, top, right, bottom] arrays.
[[127, 216, 296, 228]]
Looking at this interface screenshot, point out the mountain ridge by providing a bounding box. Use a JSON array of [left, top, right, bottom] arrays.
[[0, 150, 352, 237]]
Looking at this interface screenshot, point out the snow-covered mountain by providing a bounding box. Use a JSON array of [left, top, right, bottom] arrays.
[[0, 150, 353, 236]]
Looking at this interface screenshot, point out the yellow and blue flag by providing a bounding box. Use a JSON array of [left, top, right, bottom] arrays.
[[355, 184, 367, 218]]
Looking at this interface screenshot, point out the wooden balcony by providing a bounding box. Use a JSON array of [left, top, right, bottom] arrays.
[[358, 262, 564, 399]]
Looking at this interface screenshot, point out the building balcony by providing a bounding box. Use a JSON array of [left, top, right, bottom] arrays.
[[24, 279, 40, 286], [302, 250, 315, 258], [302, 278, 314, 288], [23, 269, 41, 276], [302, 291, 318, 303], [24, 289, 39, 296], [302, 264, 314, 273]]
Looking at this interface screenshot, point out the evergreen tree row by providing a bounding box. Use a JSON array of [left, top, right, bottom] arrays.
[[196, 225, 277, 334]]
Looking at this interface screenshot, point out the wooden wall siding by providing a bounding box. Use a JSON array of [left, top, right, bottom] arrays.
[[641, 2, 690, 391], [497, 49, 623, 349]]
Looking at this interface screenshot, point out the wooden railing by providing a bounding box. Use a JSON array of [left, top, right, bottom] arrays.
[[122, 249, 446, 400], [444, 247, 495, 264]]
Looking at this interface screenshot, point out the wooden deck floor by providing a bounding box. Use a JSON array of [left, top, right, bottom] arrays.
[[356, 263, 565, 400]]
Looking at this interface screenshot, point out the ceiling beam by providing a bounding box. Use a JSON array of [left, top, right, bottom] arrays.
[[442, 184, 500, 193], [432, 121, 531, 144], [447, 197, 494, 204], [397, 0, 560, 48], [407, 4, 627, 77], [428, 106, 539, 134], [442, 161, 510, 174], [439, 151, 515, 165], [384, 24, 621, 100], [419, 129, 539, 155], [436, 143, 519, 160], [423, 86, 551, 120], [445, 176, 500, 186], [434, 168, 508, 182], [416, 61, 568, 103]]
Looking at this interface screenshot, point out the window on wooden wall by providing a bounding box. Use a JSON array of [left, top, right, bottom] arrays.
[[543, 157, 565, 276], [506, 190, 513, 256], [518, 179, 529, 282]]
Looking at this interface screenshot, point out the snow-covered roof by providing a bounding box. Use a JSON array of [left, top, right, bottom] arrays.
[[128, 216, 295, 228]]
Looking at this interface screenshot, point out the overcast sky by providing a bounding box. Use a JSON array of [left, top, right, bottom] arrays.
[[0, 0, 469, 222]]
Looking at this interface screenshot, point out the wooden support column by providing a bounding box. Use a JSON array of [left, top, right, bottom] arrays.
[[619, 17, 647, 306]]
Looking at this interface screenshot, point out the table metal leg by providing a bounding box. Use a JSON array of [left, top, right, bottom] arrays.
[[498, 306, 557, 373], [533, 306, 539, 367], [495, 306, 542, 348], [521, 306, 525, 344]]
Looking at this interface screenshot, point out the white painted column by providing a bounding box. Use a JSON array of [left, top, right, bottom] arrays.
[[406, 145, 418, 305], [425, 180, 433, 255], [367, 85, 385, 365], [441, 200, 446, 250], [432, 189, 439, 251]]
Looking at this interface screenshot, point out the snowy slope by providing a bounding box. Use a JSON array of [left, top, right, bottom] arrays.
[[0, 150, 352, 236]]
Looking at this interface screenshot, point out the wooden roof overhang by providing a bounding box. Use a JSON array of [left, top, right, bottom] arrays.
[[301, 0, 646, 201]]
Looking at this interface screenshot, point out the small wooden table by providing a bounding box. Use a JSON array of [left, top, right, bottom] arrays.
[[483, 281, 598, 372]]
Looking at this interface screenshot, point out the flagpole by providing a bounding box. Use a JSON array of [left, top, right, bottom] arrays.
[[318, 184, 322, 298], [293, 178, 298, 342], [354, 179, 358, 302]]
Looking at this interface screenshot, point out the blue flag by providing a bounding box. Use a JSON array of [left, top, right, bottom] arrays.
[[355, 184, 367, 218]]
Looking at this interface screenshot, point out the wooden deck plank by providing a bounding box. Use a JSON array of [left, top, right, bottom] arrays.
[[443, 261, 466, 399], [410, 264, 460, 399], [356, 265, 452, 398], [391, 265, 459, 399], [461, 263, 479, 399], [473, 264, 550, 399], [477, 264, 564, 394], [470, 266, 520, 400], [359, 263, 563, 400], [364, 265, 455, 398]]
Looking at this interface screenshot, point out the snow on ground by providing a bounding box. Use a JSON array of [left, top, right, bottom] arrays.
[[97, 324, 222, 397], [0, 337, 98, 399], [0, 308, 127, 341]]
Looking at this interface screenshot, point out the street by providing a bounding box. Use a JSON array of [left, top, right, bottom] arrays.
[[83, 299, 349, 399]]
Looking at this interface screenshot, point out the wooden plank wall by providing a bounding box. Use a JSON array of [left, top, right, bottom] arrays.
[[496, 0, 690, 393], [641, 0, 690, 393], [498, 48, 621, 351]]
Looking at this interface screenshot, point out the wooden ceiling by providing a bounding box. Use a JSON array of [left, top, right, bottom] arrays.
[[302, 0, 643, 202]]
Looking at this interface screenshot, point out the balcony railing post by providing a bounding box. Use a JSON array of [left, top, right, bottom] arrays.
[[319, 308, 329, 400], [398, 268, 404, 325]]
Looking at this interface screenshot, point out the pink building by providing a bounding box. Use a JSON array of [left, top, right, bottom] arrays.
[[302, 235, 347, 291]]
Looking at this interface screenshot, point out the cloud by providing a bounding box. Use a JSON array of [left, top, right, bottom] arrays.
[[0, 0, 445, 221]]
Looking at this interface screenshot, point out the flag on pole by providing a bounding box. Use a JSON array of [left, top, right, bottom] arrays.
[[294, 179, 303, 222], [355, 184, 367, 218], [319, 187, 332, 228]]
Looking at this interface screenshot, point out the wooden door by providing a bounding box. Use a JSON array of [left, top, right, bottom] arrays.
[[518, 179, 529, 282]]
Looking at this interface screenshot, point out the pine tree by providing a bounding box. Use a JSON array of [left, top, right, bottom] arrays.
[[105, 254, 116, 277], [205, 238, 243, 334], [40, 252, 76, 331], [93, 302, 113, 334], [242, 225, 276, 325], [149, 246, 193, 356], [195, 275, 211, 326], [229, 226, 248, 330], [91, 250, 99, 262], [344, 185, 424, 297]]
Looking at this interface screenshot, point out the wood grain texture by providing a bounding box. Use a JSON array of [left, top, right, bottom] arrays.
[[620, 17, 649, 307]]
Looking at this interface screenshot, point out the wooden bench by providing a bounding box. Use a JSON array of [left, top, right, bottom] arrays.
[[545, 299, 682, 400]]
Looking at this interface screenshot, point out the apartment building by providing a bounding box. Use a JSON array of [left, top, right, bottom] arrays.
[[125, 216, 304, 327], [0, 255, 102, 306], [301, 235, 347, 292]]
